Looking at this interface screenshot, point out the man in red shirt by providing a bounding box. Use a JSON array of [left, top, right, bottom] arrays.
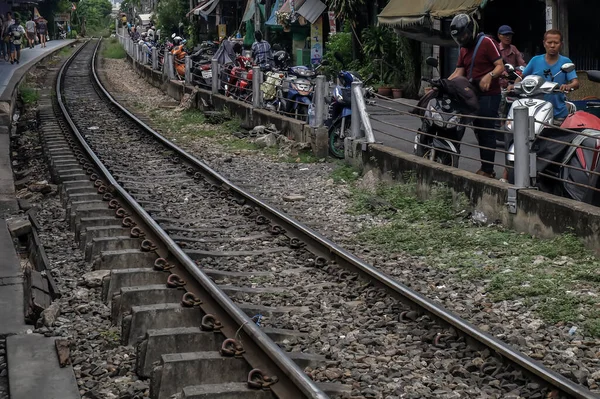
[[448, 14, 504, 178]]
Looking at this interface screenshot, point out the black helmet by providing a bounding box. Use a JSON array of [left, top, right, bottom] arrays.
[[273, 50, 290, 69], [255, 30, 263, 42], [450, 14, 476, 47]]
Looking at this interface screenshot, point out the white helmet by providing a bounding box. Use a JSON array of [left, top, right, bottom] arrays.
[[173, 36, 182, 45]]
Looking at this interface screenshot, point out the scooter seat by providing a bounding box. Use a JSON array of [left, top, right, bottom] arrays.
[[587, 71, 600, 83]]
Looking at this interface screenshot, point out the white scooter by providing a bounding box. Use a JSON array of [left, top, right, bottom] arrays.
[[504, 62, 576, 167]]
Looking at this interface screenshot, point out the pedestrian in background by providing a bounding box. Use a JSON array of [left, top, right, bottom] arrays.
[[8, 17, 25, 64], [26, 14, 36, 49], [37, 17, 47, 48], [497, 25, 525, 87], [2, 12, 14, 61], [0, 15, 5, 61]]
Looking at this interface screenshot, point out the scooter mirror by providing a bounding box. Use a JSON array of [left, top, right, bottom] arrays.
[[504, 63, 515, 73], [561, 63, 576, 74], [320, 60, 330, 66], [333, 52, 344, 66], [425, 57, 438, 68]]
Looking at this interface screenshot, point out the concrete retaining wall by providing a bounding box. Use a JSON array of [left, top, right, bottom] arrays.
[[347, 140, 600, 254]]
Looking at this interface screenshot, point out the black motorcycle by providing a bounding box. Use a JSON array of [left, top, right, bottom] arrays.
[[190, 41, 219, 89], [413, 57, 477, 167]]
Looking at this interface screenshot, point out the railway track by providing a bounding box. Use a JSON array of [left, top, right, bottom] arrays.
[[36, 38, 599, 399]]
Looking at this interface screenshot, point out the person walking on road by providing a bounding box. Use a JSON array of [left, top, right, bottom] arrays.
[[26, 15, 36, 49], [448, 14, 505, 178], [2, 12, 14, 62], [8, 17, 25, 64], [37, 17, 48, 48], [0, 15, 5, 61]]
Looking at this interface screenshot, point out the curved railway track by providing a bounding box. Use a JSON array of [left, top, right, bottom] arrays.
[[38, 38, 599, 399]]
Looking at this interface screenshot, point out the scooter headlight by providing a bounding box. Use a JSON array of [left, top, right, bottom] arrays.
[[505, 120, 512, 131], [448, 115, 460, 127], [334, 87, 344, 102], [432, 111, 444, 127]]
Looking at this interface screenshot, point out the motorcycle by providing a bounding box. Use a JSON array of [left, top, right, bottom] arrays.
[[504, 63, 576, 172], [278, 66, 317, 120], [326, 52, 371, 159], [413, 57, 478, 167], [171, 42, 187, 79], [496, 64, 524, 142], [277, 60, 328, 121], [262, 50, 291, 111], [225, 55, 254, 101], [504, 63, 600, 204], [190, 42, 218, 89]]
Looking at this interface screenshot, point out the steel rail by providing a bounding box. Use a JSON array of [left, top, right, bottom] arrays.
[[58, 39, 329, 399], [88, 39, 598, 399]]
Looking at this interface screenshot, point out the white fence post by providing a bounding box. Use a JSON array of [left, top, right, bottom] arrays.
[[152, 47, 158, 70], [185, 56, 192, 85], [252, 66, 261, 108], [211, 59, 219, 94], [314, 75, 326, 127]]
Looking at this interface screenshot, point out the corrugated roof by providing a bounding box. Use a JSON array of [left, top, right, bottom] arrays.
[[296, 0, 326, 24]]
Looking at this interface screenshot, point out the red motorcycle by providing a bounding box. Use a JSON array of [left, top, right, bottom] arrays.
[[225, 55, 254, 101]]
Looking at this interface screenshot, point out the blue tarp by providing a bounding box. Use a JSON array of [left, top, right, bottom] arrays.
[[265, 0, 284, 26]]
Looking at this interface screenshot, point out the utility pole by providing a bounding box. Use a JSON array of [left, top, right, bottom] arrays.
[[265, 0, 273, 41], [254, 0, 260, 33]]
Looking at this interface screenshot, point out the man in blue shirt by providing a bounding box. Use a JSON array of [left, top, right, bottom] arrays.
[[251, 30, 272, 67], [516, 29, 579, 120]]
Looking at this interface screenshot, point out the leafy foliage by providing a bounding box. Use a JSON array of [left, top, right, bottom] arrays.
[[73, 0, 112, 35], [326, 0, 366, 20], [360, 25, 405, 87], [156, 0, 189, 38]]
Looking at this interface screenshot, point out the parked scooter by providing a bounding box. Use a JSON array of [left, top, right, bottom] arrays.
[[225, 54, 254, 101], [278, 60, 328, 120], [504, 63, 600, 204], [262, 50, 291, 110], [504, 63, 576, 171], [413, 57, 478, 167], [326, 52, 371, 158], [190, 41, 219, 88]]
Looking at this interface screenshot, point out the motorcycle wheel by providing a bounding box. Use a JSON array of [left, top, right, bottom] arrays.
[[329, 119, 350, 159], [423, 149, 455, 167], [295, 104, 308, 122]]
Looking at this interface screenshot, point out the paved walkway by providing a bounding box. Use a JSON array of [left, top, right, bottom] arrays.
[[0, 39, 75, 100], [0, 39, 75, 213]]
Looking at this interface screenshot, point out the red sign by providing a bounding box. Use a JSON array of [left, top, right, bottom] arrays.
[[328, 11, 336, 35]]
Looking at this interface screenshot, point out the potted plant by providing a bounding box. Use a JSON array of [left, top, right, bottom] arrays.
[[375, 82, 392, 98]]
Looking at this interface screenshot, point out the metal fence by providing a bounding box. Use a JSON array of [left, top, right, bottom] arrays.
[[115, 25, 600, 209]]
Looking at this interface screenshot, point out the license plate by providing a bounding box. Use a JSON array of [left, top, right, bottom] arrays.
[[202, 70, 212, 79]]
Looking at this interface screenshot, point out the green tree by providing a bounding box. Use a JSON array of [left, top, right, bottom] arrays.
[[326, 0, 365, 20], [73, 0, 113, 35], [156, 0, 188, 37]]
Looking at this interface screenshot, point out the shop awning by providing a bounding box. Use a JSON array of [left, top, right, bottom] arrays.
[[378, 0, 486, 28], [187, 0, 220, 17], [278, 0, 326, 24]]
